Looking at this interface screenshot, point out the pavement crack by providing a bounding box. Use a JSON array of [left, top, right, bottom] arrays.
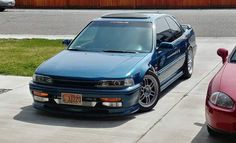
[[135, 62, 221, 143]]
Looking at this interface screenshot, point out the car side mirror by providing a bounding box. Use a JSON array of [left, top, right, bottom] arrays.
[[217, 48, 228, 63], [62, 39, 72, 47], [158, 42, 174, 50]]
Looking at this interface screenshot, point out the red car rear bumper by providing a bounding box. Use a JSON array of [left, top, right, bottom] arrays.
[[206, 101, 236, 133]]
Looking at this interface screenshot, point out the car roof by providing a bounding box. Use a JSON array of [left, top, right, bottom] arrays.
[[96, 12, 168, 22]]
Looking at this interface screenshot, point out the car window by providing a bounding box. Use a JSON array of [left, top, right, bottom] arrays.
[[230, 50, 236, 62], [77, 26, 97, 45], [156, 17, 169, 34], [69, 21, 153, 53], [165, 17, 182, 41], [155, 17, 172, 46]]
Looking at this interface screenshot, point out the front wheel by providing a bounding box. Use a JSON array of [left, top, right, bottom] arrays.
[[139, 72, 160, 112], [182, 47, 194, 79]]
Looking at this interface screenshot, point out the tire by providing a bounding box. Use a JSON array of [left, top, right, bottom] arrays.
[[182, 47, 194, 79], [207, 126, 220, 136], [0, 8, 5, 12], [139, 71, 160, 112]]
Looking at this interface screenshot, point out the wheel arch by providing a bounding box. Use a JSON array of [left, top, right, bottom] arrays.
[[140, 65, 161, 92], [138, 66, 161, 112]]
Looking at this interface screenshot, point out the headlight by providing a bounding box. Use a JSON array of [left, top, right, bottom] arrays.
[[209, 92, 234, 109], [97, 78, 134, 88], [33, 74, 53, 84]]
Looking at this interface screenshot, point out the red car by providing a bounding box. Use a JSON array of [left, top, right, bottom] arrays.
[[206, 47, 236, 136]]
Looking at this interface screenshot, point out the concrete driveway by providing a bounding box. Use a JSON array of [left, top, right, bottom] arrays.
[[0, 38, 236, 143]]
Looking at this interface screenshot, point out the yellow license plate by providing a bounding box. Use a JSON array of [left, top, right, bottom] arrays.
[[61, 93, 82, 105]]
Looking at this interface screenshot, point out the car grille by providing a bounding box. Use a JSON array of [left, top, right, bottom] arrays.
[[52, 78, 99, 89]]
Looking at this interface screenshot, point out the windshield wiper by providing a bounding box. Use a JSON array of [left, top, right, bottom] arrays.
[[103, 50, 137, 53], [68, 49, 92, 52], [68, 49, 138, 53], [68, 48, 81, 51]]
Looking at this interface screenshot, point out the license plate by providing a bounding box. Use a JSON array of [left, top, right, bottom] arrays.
[[61, 93, 82, 105]]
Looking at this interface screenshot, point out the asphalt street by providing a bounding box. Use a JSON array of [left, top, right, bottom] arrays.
[[0, 9, 236, 37], [0, 38, 236, 143]]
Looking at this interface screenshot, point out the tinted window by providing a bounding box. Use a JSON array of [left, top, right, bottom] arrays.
[[155, 17, 172, 45], [69, 21, 153, 53], [165, 17, 182, 40], [165, 17, 181, 32], [230, 50, 236, 62], [155, 18, 169, 34]]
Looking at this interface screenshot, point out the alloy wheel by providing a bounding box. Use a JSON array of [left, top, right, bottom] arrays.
[[187, 49, 193, 75], [139, 75, 159, 108]]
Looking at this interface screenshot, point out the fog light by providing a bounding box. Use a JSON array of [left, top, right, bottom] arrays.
[[32, 90, 48, 97], [102, 102, 122, 107], [34, 96, 49, 102], [100, 98, 121, 102]]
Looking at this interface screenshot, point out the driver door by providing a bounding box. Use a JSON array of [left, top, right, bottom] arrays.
[[155, 17, 182, 85]]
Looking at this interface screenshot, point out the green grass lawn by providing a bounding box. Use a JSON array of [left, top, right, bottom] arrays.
[[0, 39, 65, 76]]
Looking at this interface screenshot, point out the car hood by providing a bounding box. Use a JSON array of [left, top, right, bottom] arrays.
[[219, 63, 236, 101], [36, 50, 149, 79]]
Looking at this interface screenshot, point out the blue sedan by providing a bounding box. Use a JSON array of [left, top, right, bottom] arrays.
[[29, 13, 196, 116]]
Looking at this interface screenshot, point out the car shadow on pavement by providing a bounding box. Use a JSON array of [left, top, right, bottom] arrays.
[[13, 79, 184, 128], [133, 79, 184, 116], [159, 79, 183, 98], [191, 122, 236, 143], [13, 105, 135, 128]]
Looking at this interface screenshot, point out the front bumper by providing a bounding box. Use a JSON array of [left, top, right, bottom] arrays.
[[29, 82, 141, 117], [206, 101, 236, 134]]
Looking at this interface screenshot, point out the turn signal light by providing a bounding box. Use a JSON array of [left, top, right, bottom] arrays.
[[100, 98, 121, 102], [102, 102, 122, 107], [33, 90, 48, 97]]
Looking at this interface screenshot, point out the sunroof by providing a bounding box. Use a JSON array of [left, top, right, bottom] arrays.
[[102, 13, 150, 19]]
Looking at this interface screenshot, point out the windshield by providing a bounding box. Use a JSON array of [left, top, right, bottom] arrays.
[[230, 50, 236, 63], [69, 21, 153, 53]]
